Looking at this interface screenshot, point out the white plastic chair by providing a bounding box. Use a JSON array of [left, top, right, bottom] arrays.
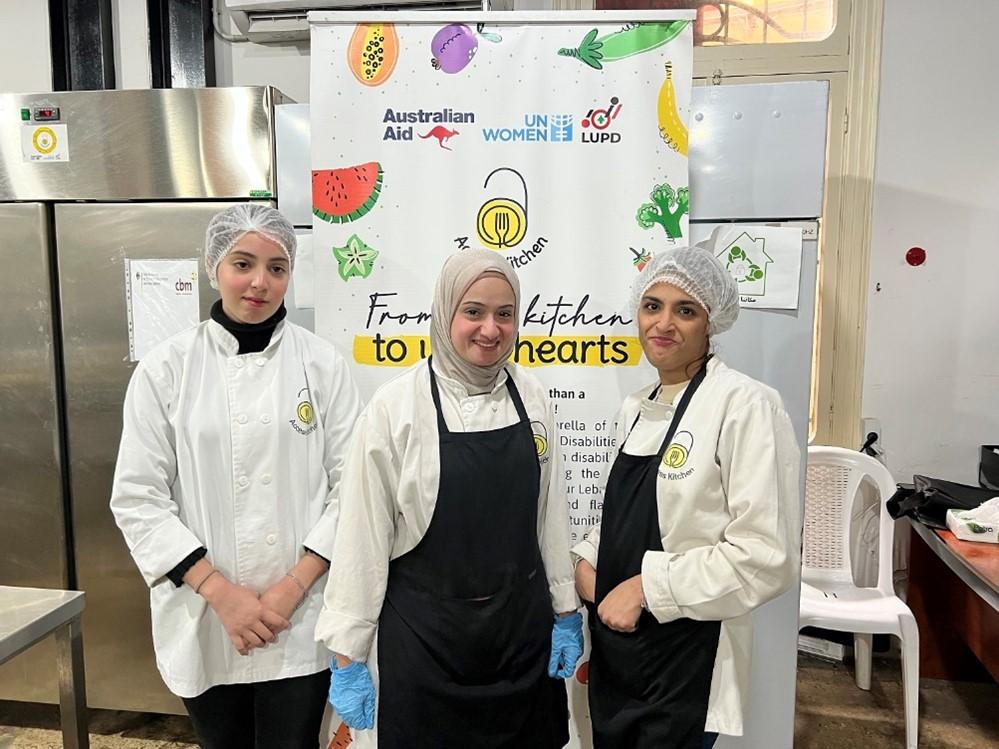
[[799, 446, 919, 749]]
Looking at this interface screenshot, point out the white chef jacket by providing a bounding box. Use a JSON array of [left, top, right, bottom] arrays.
[[315, 358, 578, 663], [110, 318, 361, 698], [571, 357, 801, 737]]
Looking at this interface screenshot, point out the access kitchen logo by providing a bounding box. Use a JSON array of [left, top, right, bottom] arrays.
[[580, 96, 623, 144]]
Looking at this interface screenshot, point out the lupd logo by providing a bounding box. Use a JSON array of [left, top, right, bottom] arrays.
[[581, 96, 623, 144], [482, 114, 573, 143]]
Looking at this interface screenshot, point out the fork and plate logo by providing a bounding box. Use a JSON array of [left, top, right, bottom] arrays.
[[476, 166, 529, 250]]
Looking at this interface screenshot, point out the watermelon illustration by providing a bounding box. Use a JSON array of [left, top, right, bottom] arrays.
[[326, 721, 352, 748], [312, 162, 383, 224]]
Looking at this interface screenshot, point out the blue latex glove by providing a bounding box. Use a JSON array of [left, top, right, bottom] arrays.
[[328, 658, 375, 730], [548, 611, 584, 678]]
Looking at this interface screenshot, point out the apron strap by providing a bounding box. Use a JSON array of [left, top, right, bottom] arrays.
[[621, 355, 713, 458], [504, 371, 531, 425], [427, 358, 526, 436]]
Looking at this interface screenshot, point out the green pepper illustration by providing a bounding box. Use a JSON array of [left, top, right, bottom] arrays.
[[558, 21, 688, 71]]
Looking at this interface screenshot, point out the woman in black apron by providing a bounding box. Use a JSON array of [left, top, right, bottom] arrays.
[[573, 244, 801, 749], [318, 249, 582, 748]]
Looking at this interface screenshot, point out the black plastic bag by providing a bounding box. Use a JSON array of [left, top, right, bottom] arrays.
[[885, 475, 995, 529], [981, 445, 999, 491]]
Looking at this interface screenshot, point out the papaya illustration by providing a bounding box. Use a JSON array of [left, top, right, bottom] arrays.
[[347, 23, 399, 87], [312, 162, 383, 224]]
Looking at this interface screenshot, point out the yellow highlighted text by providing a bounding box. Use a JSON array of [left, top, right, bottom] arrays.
[[352, 334, 642, 367]]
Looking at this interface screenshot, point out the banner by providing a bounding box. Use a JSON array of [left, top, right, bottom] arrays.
[[311, 12, 694, 747]]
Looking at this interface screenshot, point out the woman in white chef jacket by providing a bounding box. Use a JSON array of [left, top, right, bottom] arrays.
[[315, 249, 583, 748], [572, 245, 801, 749], [110, 204, 362, 749]]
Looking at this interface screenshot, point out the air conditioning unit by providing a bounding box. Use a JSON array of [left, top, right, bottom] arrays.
[[226, 0, 486, 43]]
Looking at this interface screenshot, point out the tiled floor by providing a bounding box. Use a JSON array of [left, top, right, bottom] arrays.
[[0, 701, 195, 748], [795, 656, 999, 748], [1, 655, 997, 747]]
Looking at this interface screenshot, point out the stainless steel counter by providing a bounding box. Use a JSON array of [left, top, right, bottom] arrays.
[[0, 586, 88, 748]]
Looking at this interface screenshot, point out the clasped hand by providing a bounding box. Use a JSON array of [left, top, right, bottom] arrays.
[[575, 561, 645, 633], [202, 575, 304, 655]]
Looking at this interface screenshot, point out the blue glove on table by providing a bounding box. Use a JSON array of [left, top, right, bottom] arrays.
[[548, 611, 584, 678], [328, 659, 375, 730]]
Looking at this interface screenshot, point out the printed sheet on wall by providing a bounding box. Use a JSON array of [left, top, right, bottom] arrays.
[[310, 11, 694, 748]]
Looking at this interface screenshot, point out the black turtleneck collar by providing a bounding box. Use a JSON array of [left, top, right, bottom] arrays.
[[210, 299, 287, 355]]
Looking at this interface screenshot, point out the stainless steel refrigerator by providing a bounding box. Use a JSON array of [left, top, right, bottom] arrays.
[[687, 80, 828, 749], [0, 86, 295, 713]]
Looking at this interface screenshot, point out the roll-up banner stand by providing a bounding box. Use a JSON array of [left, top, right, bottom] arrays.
[[309, 11, 789, 749]]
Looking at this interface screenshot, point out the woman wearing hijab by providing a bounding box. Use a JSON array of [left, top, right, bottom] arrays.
[[572, 244, 801, 749], [110, 204, 362, 749], [316, 249, 583, 748]]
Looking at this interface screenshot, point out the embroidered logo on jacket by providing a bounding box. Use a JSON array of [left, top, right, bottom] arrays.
[[290, 387, 318, 436], [659, 430, 694, 478], [531, 421, 550, 462]]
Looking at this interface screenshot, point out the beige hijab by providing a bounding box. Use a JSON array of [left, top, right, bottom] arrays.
[[429, 249, 520, 393]]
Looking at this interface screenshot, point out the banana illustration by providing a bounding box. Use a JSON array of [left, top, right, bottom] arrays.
[[657, 62, 688, 156]]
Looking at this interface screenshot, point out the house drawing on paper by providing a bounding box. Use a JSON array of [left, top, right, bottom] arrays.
[[716, 233, 773, 296]]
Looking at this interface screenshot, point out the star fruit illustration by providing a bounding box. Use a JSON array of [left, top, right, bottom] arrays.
[[332, 234, 379, 281]]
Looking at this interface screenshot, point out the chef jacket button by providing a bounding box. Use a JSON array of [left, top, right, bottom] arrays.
[[237, 476, 249, 488], [260, 414, 271, 424], [255, 358, 266, 367], [261, 474, 272, 485], [266, 534, 277, 545], [235, 359, 245, 368], [237, 414, 248, 425]]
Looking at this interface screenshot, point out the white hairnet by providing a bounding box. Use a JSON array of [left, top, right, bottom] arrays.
[[204, 204, 297, 289], [628, 243, 740, 335]]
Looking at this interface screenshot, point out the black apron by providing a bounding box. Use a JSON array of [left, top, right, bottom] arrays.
[[377, 362, 569, 749], [587, 361, 722, 749]]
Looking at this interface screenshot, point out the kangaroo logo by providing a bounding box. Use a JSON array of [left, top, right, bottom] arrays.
[[420, 126, 459, 150]]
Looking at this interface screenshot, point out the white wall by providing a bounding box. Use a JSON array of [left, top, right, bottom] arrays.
[[0, 1, 148, 93], [113, 0, 152, 89], [0, 1, 52, 93], [216, 38, 312, 102], [863, 0, 999, 485]]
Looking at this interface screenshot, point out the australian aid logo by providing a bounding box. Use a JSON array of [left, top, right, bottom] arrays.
[[382, 107, 474, 145], [580, 96, 623, 144]]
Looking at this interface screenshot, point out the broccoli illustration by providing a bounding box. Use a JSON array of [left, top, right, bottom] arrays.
[[636, 182, 689, 239]]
